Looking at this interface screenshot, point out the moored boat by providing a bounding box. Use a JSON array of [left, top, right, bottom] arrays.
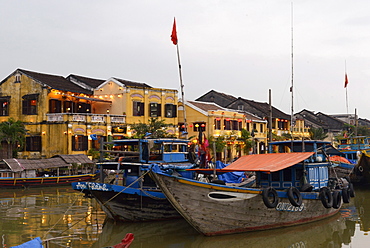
[[0, 154, 96, 188], [72, 138, 196, 222], [150, 152, 354, 236], [336, 136, 370, 183]]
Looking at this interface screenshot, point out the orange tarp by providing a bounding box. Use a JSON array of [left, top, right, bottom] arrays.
[[222, 152, 315, 172], [328, 155, 351, 164]]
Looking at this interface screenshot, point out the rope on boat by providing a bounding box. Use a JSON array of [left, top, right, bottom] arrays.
[[101, 169, 151, 206]]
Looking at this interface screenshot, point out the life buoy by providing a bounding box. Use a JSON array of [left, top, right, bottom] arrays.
[[342, 187, 351, 203], [262, 187, 279, 208], [287, 187, 302, 207], [319, 187, 333, 208], [332, 190, 342, 209], [349, 183, 355, 198]]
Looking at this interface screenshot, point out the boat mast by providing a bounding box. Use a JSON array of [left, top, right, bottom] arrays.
[[290, 3, 294, 150]]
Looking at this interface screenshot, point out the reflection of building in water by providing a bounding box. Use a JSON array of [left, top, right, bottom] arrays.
[[0, 187, 105, 247]]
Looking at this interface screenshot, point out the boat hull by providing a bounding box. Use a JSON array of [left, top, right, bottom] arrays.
[[151, 171, 340, 236], [72, 182, 180, 222], [0, 174, 96, 188], [351, 153, 370, 184]]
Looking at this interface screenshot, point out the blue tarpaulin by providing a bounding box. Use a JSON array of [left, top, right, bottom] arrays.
[[215, 161, 246, 183], [11, 237, 44, 248]]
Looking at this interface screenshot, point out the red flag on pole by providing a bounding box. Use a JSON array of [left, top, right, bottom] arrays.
[[171, 18, 178, 45], [344, 73, 349, 88]]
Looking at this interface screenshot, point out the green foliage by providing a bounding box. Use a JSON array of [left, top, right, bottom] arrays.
[[309, 127, 328, 140], [356, 125, 370, 136], [208, 135, 227, 153], [0, 118, 27, 158], [239, 129, 254, 154], [130, 118, 175, 138], [87, 149, 100, 160]]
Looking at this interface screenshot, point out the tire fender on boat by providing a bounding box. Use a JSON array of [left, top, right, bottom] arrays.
[[332, 190, 342, 209], [287, 187, 303, 207], [342, 187, 351, 203], [319, 187, 333, 208], [262, 187, 279, 208]]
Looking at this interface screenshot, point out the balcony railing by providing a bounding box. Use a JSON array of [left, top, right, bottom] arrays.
[[46, 113, 126, 124]]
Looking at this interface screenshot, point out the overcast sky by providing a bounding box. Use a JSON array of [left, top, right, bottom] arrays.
[[1, 1, 369, 119]]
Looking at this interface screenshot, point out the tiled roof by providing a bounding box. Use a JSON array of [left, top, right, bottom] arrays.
[[54, 154, 94, 164], [2, 154, 93, 172], [18, 69, 92, 94], [2, 157, 70, 172], [187, 100, 224, 112], [67, 74, 105, 88], [230, 98, 290, 119], [113, 77, 152, 88]]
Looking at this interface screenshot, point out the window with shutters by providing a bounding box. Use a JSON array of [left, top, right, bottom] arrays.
[[22, 94, 38, 115], [149, 103, 161, 117], [0, 97, 10, 116], [165, 104, 177, 118], [133, 101, 144, 116], [25, 136, 42, 151], [49, 99, 62, 113], [72, 135, 88, 151]]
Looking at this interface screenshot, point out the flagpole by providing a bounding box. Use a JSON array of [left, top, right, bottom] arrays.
[[171, 18, 188, 138], [176, 43, 188, 137]]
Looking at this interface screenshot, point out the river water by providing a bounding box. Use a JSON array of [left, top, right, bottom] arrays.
[[0, 185, 369, 248]]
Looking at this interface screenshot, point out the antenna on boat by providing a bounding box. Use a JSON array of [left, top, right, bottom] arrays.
[[290, 2, 294, 150]]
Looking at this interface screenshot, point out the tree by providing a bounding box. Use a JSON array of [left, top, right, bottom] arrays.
[[0, 118, 27, 158], [309, 127, 328, 140], [130, 118, 175, 138], [239, 129, 254, 154]]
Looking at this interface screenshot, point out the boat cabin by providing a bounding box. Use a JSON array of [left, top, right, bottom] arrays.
[[268, 140, 341, 163], [97, 138, 192, 188], [100, 138, 190, 164], [223, 152, 329, 191]]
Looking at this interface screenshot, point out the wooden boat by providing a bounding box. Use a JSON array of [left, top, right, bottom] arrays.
[[336, 136, 370, 183], [337, 136, 370, 163], [72, 138, 196, 222], [0, 154, 96, 188], [150, 152, 355, 236]]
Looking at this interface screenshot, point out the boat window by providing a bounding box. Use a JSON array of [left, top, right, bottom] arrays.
[[295, 168, 303, 181], [179, 144, 187, 152], [260, 172, 269, 180], [271, 172, 280, 181], [283, 168, 292, 181]]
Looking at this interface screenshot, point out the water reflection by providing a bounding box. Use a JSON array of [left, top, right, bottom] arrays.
[[1, 186, 370, 247], [0, 186, 105, 247], [92, 213, 356, 248]]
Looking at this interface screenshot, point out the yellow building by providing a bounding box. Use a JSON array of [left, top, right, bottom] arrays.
[[0, 69, 179, 158], [93, 77, 179, 137], [292, 118, 310, 140], [179, 101, 267, 162]]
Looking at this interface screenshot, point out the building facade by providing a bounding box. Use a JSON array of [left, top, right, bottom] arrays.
[[0, 69, 178, 159]]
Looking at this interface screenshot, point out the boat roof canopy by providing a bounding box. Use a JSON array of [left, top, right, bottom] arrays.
[[222, 152, 315, 172]]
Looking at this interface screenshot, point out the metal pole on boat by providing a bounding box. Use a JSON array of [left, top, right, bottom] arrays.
[[268, 89, 272, 143], [290, 2, 294, 151]]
